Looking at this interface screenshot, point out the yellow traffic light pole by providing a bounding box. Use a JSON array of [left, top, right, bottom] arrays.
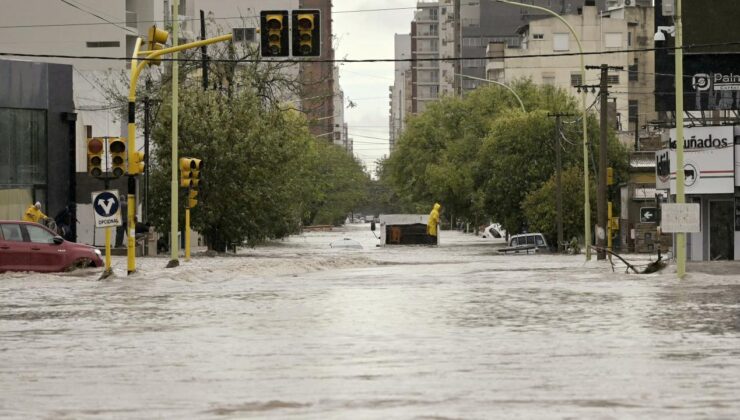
[[127, 34, 232, 275]]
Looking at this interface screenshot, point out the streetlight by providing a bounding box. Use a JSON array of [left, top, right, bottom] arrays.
[[454, 73, 526, 112], [654, 6, 686, 278], [496, 0, 592, 260]]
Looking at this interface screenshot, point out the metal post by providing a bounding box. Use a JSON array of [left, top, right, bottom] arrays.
[[674, 0, 687, 278], [555, 115, 564, 252], [169, 0, 180, 268], [185, 203, 191, 261], [597, 64, 609, 260], [143, 91, 150, 222]]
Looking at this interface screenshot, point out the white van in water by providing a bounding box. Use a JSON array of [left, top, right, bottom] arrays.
[[498, 233, 549, 254]]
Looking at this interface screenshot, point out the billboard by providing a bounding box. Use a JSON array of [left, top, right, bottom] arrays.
[[655, 0, 740, 112], [655, 126, 735, 194]]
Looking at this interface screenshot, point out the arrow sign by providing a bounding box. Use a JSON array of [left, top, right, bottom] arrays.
[[92, 190, 122, 228], [640, 207, 658, 224]]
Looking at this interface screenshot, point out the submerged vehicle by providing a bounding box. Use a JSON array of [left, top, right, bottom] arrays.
[[0, 221, 103, 272], [497, 232, 549, 254]]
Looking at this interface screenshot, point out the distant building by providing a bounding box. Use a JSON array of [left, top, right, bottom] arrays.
[[390, 34, 412, 153]]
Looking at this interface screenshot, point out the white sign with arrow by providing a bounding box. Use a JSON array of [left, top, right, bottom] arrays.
[[92, 190, 122, 228]]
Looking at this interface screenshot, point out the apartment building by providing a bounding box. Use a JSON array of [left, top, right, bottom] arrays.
[[487, 3, 631, 134], [391, 0, 601, 146], [390, 34, 412, 152]]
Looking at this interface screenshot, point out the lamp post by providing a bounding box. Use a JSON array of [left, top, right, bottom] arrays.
[[496, 0, 591, 259], [126, 33, 232, 275], [454, 73, 526, 112]]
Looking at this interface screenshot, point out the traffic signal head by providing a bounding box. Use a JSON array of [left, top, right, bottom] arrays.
[[292, 10, 320, 57], [260, 10, 289, 57], [108, 137, 127, 178], [130, 151, 145, 175], [179, 157, 203, 188], [87, 138, 103, 178], [607, 167, 614, 186], [146, 25, 169, 66], [188, 189, 198, 208]]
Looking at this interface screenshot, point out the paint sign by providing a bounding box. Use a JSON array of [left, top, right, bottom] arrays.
[[663, 126, 735, 194], [661, 203, 701, 233], [91, 190, 122, 228]]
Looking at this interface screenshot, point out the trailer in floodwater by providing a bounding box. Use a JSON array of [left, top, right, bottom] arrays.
[[372, 214, 436, 246]]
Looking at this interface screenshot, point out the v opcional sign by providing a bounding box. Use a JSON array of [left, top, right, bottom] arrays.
[[655, 125, 736, 195]]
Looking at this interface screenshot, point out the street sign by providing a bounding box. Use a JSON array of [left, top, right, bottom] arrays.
[[640, 207, 658, 223], [660, 203, 701, 233], [92, 190, 122, 228]]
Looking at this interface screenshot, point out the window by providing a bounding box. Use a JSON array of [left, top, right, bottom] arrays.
[[0, 109, 47, 188], [535, 235, 545, 246], [553, 33, 569, 51], [628, 100, 638, 123], [1, 224, 23, 242], [607, 74, 620, 84], [429, 8, 438, 20], [604, 33, 622, 49], [86, 41, 120, 48], [526, 235, 535, 245], [532, 33, 544, 40], [629, 60, 639, 81], [570, 73, 582, 87], [26, 225, 54, 244]]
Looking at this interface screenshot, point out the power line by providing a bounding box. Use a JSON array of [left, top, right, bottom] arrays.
[[4, 42, 737, 66]]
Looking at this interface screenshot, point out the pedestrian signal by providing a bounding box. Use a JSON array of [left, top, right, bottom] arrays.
[[260, 11, 289, 57], [292, 10, 320, 57], [109, 137, 127, 178], [87, 138, 104, 178], [146, 25, 169, 66], [179, 157, 202, 188]]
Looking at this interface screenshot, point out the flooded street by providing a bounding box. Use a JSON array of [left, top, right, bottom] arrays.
[[2, 226, 740, 419]]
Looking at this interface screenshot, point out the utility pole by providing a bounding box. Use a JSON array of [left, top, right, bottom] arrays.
[[200, 10, 208, 91], [549, 112, 576, 252], [597, 64, 608, 260], [582, 64, 623, 260]]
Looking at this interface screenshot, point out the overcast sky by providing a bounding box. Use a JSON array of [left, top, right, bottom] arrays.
[[332, 1, 417, 175]]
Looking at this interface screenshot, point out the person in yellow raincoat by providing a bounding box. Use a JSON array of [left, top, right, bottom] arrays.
[[427, 202, 441, 244], [22, 202, 48, 223]]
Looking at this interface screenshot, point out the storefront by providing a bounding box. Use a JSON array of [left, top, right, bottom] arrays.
[[656, 125, 740, 261]]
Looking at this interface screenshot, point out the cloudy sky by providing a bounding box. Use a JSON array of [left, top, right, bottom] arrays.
[[332, 1, 417, 175]]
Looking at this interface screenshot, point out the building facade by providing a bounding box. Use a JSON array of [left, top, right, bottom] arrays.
[[0, 60, 76, 236]]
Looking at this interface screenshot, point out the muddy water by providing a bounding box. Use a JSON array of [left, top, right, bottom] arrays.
[[1, 226, 739, 419]]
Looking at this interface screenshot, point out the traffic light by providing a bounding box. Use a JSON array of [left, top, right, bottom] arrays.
[[292, 10, 320, 57], [607, 167, 614, 186], [260, 10, 289, 57], [109, 137, 127, 178], [87, 137, 103, 178], [146, 25, 169, 66], [179, 158, 202, 188], [130, 151, 145, 175], [188, 189, 198, 209]]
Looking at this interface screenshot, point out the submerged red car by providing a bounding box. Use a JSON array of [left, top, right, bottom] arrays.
[[0, 221, 103, 273]]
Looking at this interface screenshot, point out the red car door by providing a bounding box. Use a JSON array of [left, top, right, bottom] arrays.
[[0, 223, 30, 272], [24, 224, 67, 272]]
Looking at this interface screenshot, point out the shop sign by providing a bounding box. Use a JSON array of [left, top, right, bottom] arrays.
[[664, 126, 735, 195]]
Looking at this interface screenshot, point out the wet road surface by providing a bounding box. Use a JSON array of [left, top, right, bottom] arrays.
[[2, 226, 740, 419]]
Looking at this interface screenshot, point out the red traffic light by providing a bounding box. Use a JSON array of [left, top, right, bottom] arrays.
[[88, 138, 103, 154]]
